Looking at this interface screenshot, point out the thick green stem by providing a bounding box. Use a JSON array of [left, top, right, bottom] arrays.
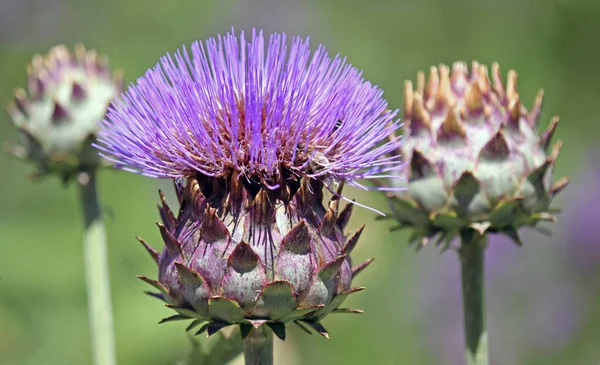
[[243, 327, 273, 365], [79, 172, 117, 365], [459, 231, 489, 365]]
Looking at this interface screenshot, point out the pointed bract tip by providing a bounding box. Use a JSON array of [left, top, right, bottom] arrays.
[[333, 308, 365, 314], [477, 64, 491, 94], [541, 116, 559, 152], [479, 130, 509, 161], [281, 220, 311, 255], [456, 169, 477, 183], [550, 139, 562, 160], [201, 207, 229, 244], [410, 92, 431, 135], [13, 88, 28, 114], [156, 222, 182, 255], [435, 64, 455, 107], [159, 314, 188, 324], [143, 291, 165, 302], [352, 257, 375, 279], [136, 236, 158, 263], [508, 95, 521, 126], [137, 275, 169, 295], [528, 89, 545, 127], [438, 107, 466, 141], [342, 225, 365, 255], [551, 177, 569, 197], [336, 202, 354, 231], [71, 82, 86, 101], [470, 61, 480, 75], [491, 62, 504, 98], [451, 61, 467, 77], [320, 202, 338, 235], [465, 80, 484, 113], [501, 227, 523, 246], [51, 101, 69, 123], [186, 319, 205, 333], [158, 189, 167, 202], [174, 262, 204, 285], [318, 255, 347, 282], [409, 150, 435, 180], [228, 241, 260, 274], [452, 170, 482, 216], [328, 197, 340, 216], [416, 71, 425, 94], [341, 287, 365, 295], [266, 322, 286, 341], [506, 69, 518, 100], [207, 322, 230, 337], [302, 321, 330, 339], [158, 189, 176, 230], [426, 66, 439, 98]]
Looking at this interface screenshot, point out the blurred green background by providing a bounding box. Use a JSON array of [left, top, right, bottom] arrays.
[[1, 0, 599, 364]]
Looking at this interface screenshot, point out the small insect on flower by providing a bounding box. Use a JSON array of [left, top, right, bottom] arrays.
[[96, 29, 403, 339], [309, 150, 344, 193]]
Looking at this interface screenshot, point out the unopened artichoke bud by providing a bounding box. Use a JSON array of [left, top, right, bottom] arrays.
[[6, 44, 123, 182], [383, 62, 568, 249], [96, 30, 402, 339]]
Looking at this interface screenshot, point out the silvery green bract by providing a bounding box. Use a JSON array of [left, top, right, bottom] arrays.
[[384, 62, 568, 249], [6, 45, 123, 181]]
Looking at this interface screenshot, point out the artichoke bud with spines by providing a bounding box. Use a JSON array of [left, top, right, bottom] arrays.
[[98, 30, 402, 339], [138, 173, 369, 340], [6, 44, 123, 182], [384, 62, 568, 249]]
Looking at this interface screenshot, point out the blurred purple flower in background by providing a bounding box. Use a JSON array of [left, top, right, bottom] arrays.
[[559, 152, 600, 274], [416, 156, 600, 364]]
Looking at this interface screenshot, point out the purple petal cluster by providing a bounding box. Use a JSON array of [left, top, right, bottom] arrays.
[[96, 29, 401, 191]]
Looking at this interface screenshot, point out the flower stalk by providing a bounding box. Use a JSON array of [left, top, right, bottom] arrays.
[[79, 171, 117, 365], [459, 230, 488, 365], [5, 45, 122, 365], [243, 327, 274, 365]]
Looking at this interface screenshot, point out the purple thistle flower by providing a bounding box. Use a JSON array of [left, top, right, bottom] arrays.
[[96, 29, 402, 339], [97, 29, 401, 194]]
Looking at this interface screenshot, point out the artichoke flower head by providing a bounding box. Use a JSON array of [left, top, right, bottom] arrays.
[[7, 44, 123, 182], [96, 30, 403, 339], [384, 62, 568, 250]]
